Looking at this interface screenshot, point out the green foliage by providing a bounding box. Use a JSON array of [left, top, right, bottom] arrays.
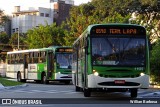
[[0, 32, 10, 61], [0, 77, 23, 86], [0, 32, 9, 44], [64, 0, 132, 45], [25, 23, 66, 49], [9, 33, 26, 49], [0, 9, 10, 25], [103, 12, 131, 23], [150, 39, 160, 83]]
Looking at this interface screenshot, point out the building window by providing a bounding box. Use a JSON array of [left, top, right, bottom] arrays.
[[16, 28, 19, 32], [45, 13, 49, 17], [12, 29, 15, 33], [40, 13, 44, 17]]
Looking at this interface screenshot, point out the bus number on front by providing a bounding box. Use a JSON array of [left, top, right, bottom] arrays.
[[96, 29, 106, 34]]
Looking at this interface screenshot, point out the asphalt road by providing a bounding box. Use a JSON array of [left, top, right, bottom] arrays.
[[0, 80, 159, 106]]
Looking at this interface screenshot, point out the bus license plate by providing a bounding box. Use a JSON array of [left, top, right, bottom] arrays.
[[114, 80, 125, 84]]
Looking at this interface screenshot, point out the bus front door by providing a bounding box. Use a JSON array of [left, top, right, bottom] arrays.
[[47, 52, 54, 79], [24, 54, 29, 80]]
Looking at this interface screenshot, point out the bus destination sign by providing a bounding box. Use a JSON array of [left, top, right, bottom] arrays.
[[92, 26, 145, 35], [57, 48, 73, 52], [99, 28, 137, 34], [96, 28, 137, 34]]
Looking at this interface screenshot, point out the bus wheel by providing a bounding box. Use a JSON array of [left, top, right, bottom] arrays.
[[17, 72, 21, 82], [84, 88, 91, 97], [21, 79, 26, 83], [75, 86, 81, 92], [64, 81, 70, 85], [130, 89, 138, 98], [42, 74, 48, 84], [35, 80, 41, 83]]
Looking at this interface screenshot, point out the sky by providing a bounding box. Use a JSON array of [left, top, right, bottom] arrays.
[[0, 0, 91, 15]]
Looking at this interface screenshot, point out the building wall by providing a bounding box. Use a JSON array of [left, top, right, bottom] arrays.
[[53, 0, 72, 26], [11, 7, 53, 34]]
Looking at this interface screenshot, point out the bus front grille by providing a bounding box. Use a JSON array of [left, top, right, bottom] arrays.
[[99, 74, 139, 78], [98, 82, 140, 86]]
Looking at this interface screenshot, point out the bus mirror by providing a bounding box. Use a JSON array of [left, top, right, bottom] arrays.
[[85, 39, 89, 55], [85, 39, 88, 48], [57, 63, 60, 68]]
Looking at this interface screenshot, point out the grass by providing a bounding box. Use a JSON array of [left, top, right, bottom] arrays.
[[0, 77, 24, 86]]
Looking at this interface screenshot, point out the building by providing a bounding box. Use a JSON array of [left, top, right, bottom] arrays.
[[51, 0, 74, 26], [11, 6, 54, 34], [11, 0, 74, 34]]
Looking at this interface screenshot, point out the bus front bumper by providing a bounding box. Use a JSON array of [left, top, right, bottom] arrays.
[[88, 74, 149, 89]]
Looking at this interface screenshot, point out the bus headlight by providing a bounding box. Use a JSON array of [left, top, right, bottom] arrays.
[[94, 72, 99, 76], [93, 70, 99, 76], [140, 72, 145, 76]]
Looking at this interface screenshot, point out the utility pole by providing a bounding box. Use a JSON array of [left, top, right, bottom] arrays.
[[18, 26, 19, 50]]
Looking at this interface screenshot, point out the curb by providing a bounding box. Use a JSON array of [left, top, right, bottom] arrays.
[[0, 83, 28, 90], [149, 85, 160, 89], [0, 83, 4, 89]]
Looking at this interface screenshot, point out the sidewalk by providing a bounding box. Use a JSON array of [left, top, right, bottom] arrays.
[[0, 83, 4, 89], [0, 83, 28, 90], [149, 85, 160, 89]]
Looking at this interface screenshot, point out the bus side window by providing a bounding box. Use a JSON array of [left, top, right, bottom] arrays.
[[16, 54, 19, 63], [34, 52, 38, 63], [19, 54, 24, 63], [7, 54, 11, 64], [42, 52, 46, 62], [29, 52, 33, 63], [11, 54, 15, 64]]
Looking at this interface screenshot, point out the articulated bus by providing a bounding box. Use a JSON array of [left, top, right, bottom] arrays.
[[72, 24, 150, 97], [6, 46, 73, 84]]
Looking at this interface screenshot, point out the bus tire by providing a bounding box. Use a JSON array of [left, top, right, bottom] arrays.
[[42, 74, 49, 84], [64, 81, 70, 85], [35, 80, 41, 83], [17, 72, 21, 82], [130, 88, 138, 98], [84, 88, 91, 97], [75, 86, 81, 92], [21, 79, 26, 83]]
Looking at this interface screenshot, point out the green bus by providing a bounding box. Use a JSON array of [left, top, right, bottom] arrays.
[[72, 24, 150, 97], [6, 46, 73, 84]]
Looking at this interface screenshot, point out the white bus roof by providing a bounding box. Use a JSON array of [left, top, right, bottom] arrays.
[[7, 48, 52, 54]]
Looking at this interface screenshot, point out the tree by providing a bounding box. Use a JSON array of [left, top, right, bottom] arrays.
[[9, 33, 26, 49], [150, 39, 160, 83], [64, 3, 103, 46], [0, 9, 10, 26], [25, 23, 66, 49], [0, 32, 10, 61], [0, 32, 9, 44], [64, 0, 132, 45], [0, 32, 9, 51]]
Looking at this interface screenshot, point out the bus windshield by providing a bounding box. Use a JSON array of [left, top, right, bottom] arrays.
[[56, 53, 72, 69], [92, 37, 145, 66]]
